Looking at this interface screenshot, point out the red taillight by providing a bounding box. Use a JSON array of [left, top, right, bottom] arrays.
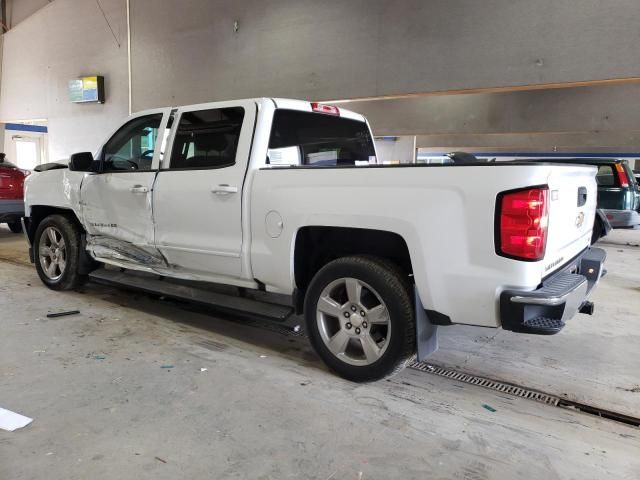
[[497, 186, 549, 261], [311, 102, 340, 116], [614, 163, 629, 188]]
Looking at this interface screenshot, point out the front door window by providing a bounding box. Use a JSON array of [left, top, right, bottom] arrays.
[[102, 114, 162, 172]]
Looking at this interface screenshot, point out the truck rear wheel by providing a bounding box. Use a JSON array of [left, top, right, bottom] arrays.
[[304, 256, 416, 382], [34, 214, 87, 291]]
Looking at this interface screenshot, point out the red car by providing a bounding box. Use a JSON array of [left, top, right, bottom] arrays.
[[0, 159, 29, 233]]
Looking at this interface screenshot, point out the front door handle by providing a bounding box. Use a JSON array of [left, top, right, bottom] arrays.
[[212, 184, 238, 195], [130, 185, 149, 194]]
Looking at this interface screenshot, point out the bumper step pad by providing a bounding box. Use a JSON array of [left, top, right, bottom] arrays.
[[500, 247, 606, 335], [520, 316, 565, 335]]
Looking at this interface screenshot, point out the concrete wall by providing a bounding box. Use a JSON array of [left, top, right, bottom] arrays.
[[5, 0, 51, 28], [2, 0, 640, 160], [344, 83, 640, 136], [130, 0, 640, 111], [344, 83, 640, 153], [0, 0, 128, 161]]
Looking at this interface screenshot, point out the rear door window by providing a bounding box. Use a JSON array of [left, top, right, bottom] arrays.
[[169, 107, 244, 170], [268, 110, 376, 167]]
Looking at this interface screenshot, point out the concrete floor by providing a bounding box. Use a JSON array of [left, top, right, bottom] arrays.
[[1, 225, 639, 479]]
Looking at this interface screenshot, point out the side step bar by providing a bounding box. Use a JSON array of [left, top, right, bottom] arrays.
[[88, 268, 294, 321]]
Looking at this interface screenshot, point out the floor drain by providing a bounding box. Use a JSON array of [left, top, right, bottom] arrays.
[[411, 361, 640, 428], [410, 361, 560, 405]]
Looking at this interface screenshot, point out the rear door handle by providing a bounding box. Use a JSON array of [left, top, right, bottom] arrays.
[[130, 185, 149, 194], [212, 184, 238, 195]]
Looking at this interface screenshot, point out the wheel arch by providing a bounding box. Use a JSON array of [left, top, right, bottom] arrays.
[[292, 226, 413, 313], [26, 206, 94, 274], [26, 205, 85, 246]]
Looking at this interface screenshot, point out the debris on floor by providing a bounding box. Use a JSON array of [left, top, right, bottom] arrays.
[[0, 407, 33, 431], [482, 404, 497, 413], [200, 368, 208, 372], [46, 310, 80, 318], [160, 365, 174, 369]]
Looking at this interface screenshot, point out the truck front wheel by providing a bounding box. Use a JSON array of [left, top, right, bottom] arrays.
[[304, 256, 416, 382], [34, 214, 87, 291]]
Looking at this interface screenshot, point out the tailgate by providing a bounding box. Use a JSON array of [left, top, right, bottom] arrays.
[[544, 165, 598, 275]]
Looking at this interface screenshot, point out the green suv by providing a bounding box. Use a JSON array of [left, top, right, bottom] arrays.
[[592, 159, 640, 228], [539, 158, 640, 229]]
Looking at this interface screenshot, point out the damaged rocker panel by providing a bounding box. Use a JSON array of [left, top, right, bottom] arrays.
[[86, 235, 168, 268]]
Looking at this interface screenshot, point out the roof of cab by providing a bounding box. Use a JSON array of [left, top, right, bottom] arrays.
[[270, 98, 366, 122], [132, 98, 367, 123]]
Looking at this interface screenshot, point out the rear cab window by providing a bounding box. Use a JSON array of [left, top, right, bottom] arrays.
[[267, 110, 376, 167]]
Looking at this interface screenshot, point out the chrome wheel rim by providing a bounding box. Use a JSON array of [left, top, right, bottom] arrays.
[[38, 226, 67, 281], [316, 277, 391, 366]]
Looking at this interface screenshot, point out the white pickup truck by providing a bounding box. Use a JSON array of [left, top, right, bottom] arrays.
[[22, 98, 606, 381]]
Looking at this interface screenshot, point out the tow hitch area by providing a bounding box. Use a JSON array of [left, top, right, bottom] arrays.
[[500, 247, 606, 335], [579, 301, 595, 315]]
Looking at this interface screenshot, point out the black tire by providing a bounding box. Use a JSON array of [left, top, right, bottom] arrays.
[[34, 214, 87, 290], [7, 222, 22, 233], [304, 256, 416, 382], [591, 217, 602, 245]]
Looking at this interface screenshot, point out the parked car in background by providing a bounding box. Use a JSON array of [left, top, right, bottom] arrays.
[[0, 158, 29, 233], [593, 159, 640, 228], [526, 158, 640, 232], [634, 169, 640, 185]]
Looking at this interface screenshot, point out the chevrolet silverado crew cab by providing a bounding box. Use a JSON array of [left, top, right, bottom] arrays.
[[22, 98, 606, 382]]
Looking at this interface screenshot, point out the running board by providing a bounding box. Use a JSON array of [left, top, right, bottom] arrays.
[[88, 268, 294, 320]]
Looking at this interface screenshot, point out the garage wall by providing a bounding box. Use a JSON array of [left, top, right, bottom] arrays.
[[5, 0, 52, 28], [341, 83, 640, 155], [345, 83, 640, 136], [3, 0, 640, 161], [130, 0, 640, 111], [0, 0, 128, 161]]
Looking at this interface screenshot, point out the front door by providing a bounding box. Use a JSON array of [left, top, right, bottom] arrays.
[[80, 109, 171, 269], [153, 100, 256, 281]]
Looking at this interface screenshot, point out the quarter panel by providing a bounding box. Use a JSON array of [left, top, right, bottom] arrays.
[[250, 164, 594, 327]]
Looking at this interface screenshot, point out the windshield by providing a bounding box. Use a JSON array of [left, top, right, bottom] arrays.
[[268, 109, 376, 167]]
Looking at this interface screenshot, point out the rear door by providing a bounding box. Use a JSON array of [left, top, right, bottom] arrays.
[[544, 165, 598, 273], [153, 100, 256, 281]]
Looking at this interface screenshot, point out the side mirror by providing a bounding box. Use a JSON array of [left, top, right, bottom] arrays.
[[69, 152, 95, 172]]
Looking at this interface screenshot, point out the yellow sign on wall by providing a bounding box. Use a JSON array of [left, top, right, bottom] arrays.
[[68, 76, 105, 103]]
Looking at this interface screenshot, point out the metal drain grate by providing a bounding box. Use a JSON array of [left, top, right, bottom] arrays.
[[411, 361, 640, 428], [411, 361, 560, 406]]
